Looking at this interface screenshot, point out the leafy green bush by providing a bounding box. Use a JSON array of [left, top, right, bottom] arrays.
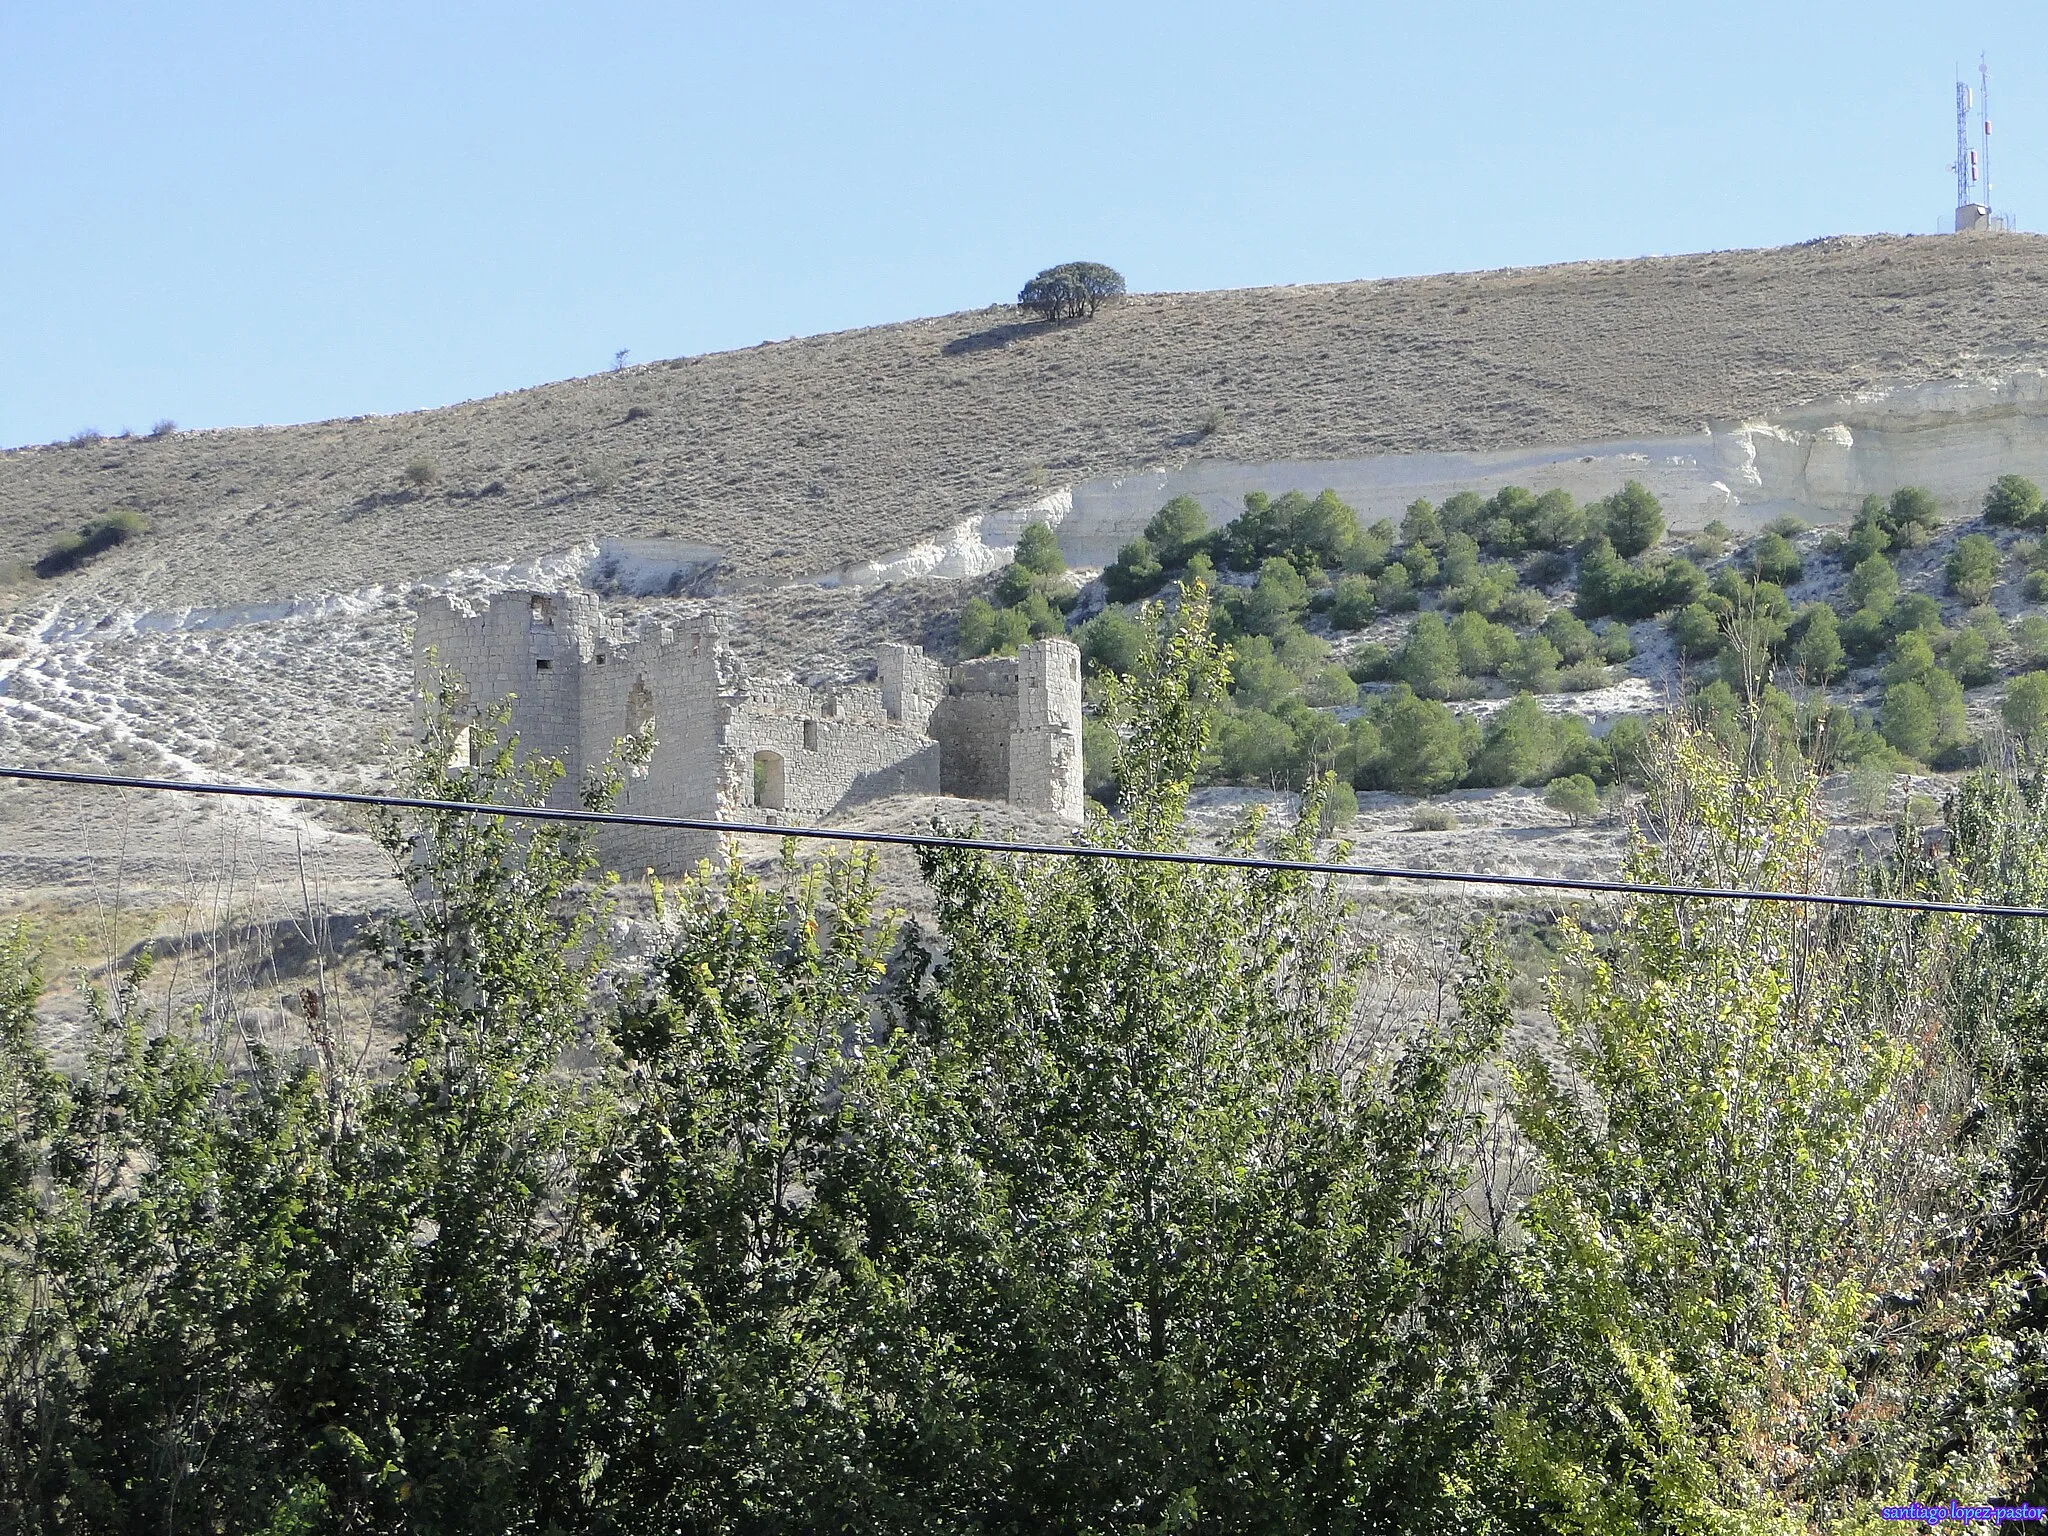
[[1750, 530, 1803, 586], [959, 596, 1033, 658], [1396, 612, 1465, 700], [1330, 575, 1376, 630], [1103, 538, 1165, 602], [1946, 532, 2001, 603], [2016, 613, 2048, 664], [1017, 259, 1125, 319], [1601, 479, 1665, 556], [1076, 610, 1144, 677], [1543, 772, 1600, 824], [1364, 686, 1470, 792], [1793, 603, 1844, 682], [1668, 601, 1723, 660], [1502, 634, 1561, 693], [32, 507, 148, 577], [1846, 553, 1899, 612], [1015, 519, 1065, 576], [1985, 473, 2043, 528], [2004, 671, 2048, 747]]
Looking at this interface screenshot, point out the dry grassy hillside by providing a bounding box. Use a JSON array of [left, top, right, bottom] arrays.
[[6, 232, 2048, 608]]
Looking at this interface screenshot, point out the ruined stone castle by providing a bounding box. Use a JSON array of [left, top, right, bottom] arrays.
[[414, 589, 1084, 870]]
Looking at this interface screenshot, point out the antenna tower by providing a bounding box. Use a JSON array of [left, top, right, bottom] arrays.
[[1955, 74, 1974, 209], [1981, 54, 1994, 211]]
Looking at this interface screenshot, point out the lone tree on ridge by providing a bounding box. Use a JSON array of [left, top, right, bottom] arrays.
[[1018, 262, 1126, 321]]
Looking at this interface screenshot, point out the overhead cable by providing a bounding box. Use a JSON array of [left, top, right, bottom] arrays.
[[1, 764, 2040, 920]]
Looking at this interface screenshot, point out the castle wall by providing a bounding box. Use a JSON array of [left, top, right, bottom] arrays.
[[931, 657, 1015, 800], [414, 595, 1084, 876], [414, 590, 722, 871], [878, 642, 946, 736], [1009, 640, 1084, 822], [718, 681, 939, 820]]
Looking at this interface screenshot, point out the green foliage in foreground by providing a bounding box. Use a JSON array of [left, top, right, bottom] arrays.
[[3, 594, 2046, 1529]]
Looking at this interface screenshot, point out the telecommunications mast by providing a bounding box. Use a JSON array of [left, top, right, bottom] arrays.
[[1981, 55, 1994, 214], [1956, 75, 1974, 214], [1952, 56, 2005, 232]]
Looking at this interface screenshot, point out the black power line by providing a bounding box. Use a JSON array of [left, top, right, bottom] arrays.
[[2, 763, 2041, 920]]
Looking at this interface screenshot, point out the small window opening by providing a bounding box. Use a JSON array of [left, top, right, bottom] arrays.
[[804, 719, 820, 751], [529, 595, 554, 625], [752, 750, 786, 810], [535, 658, 552, 672]]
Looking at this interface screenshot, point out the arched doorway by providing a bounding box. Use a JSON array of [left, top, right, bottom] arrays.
[[752, 750, 786, 810]]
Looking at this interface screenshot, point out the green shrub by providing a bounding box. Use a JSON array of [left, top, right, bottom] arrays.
[[1103, 538, 1165, 602], [1985, 474, 2043, 527], [1407, 802, 1458, 830], [1017, 589, 1064, 639], [1304, 664, 1359, 708], [1330, 576, 1376, 630], [32, 508, 148, 577], [960, 598, 1032, 658], [1081, 716, 1120, 803], [1602, 480, 1666, 556], [1889, 485, 1942, 546], [1946, 533, 2001, 603], [1502, 635, 1561, 693], [1077, 611, 1145, 677], [1449, 610, 1511, 677], [2016, 613, 2048, 664], [1374, 563, 1419, 612], [1688, 519, 1733, 561], [1469, 694, 1562, 785], [1841, 606, 1890, 660], [2026, 569, 2048, 604], [1317, 778, 1359, 832], [1890, 592, 1943, 635], [1668, 602, 1723, 660], [2005, 671, 2048, 746], [1596, 622, 1634, 663], [1543, 772, 1600, 825], [1398, 544, 1441, 588], [1372, 686, 1469, 793], [1242, 556, 1309, 635], [1143, 497, 1208, 564], [1540, 609, 1597, 663], [1750, 531, 1803, 586], [1401, 498, 1446, 549], [1397, 613, 1464, 699], [1558, 659, 1612, 692], [1347, 643, 1392, 683], [1496, 586, 1550, 625], [1793, 604, 1844, 682], [1015, 520, 1065, 576], [1017, 259, 1124, 319], [1846, 554, 1899, 613], [1944, 626, 1998, 687], [1212, 706, 1297, 785]]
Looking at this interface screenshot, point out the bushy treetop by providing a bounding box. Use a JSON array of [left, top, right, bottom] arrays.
[[1017, 261, 1126, 321]]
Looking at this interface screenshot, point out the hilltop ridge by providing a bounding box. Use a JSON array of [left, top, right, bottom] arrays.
[[6, 232, 2048, 609]]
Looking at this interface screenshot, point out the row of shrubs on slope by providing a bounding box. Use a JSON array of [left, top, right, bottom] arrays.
[[965, 472, 2048, 807], [14, 597, 2048, 1528]]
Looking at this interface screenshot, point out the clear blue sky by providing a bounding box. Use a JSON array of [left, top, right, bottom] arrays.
[[3, 1, 2043, 448]]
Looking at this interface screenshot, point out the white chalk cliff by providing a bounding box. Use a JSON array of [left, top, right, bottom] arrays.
[[822, 371, 2048, 582]]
